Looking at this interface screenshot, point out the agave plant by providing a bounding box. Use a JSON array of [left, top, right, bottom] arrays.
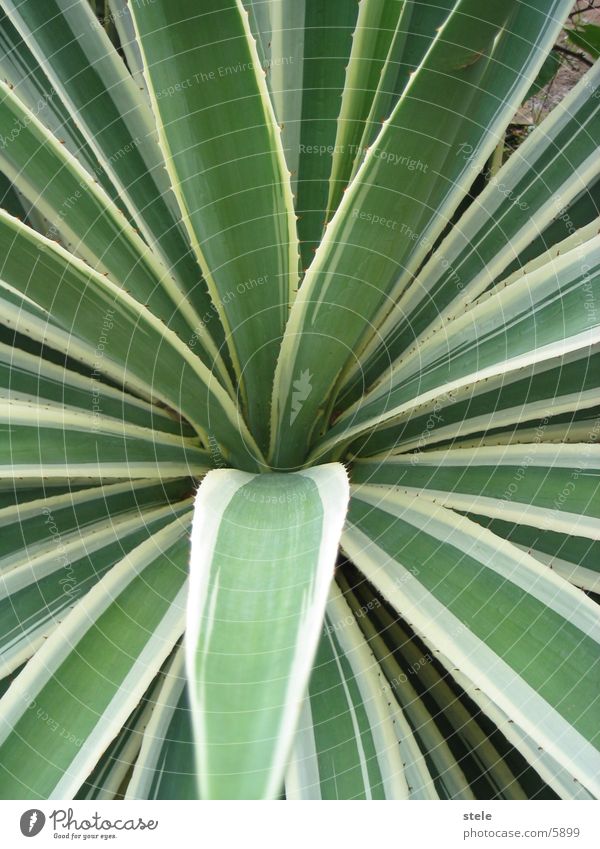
[[0, 0, 598, 801]]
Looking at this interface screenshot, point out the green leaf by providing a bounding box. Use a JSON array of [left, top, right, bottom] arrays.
[[263, 1, 359, 270], [341, 59, 600, 403], [326, 0, 405, 216], [0, 479, 188, 566], [567, 24, 600, 60], [0, 210, 262, 470], [350, 0, 456, 177], [0, 79, 228, 383], [318, 236, 600, 459], [502, 177, 600, 277], [0, 516, 191, 798], [126, 647, 197, 800], [464, 512, 600, 594], [0, 0, 597, 803], [256, 0, 305, 199], [335, 572, 475, 799], [523, 49, 562, 102], [0, 413, 208, 484], [130, 0, 299, 451], [0, 7, 124, 209], [344, 487, 600, 797], [0, 486, 190, 678], [0, 341, 195, 438], [441, 411, 600, 451], [344, 574, 536, 799], [106, 0, 150, 100], [270, 0, 572, 468], [437, 656, 594, 799], [185, 462, 349, 799], [2, 0, 216, 334], [286, 582, 430, 800], [352, 442, 600, 539], [352, 342, 600, 458], [76, 671, 164, 800]]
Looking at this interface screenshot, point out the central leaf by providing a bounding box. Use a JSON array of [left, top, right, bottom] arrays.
[[185, 463, 349, 799]]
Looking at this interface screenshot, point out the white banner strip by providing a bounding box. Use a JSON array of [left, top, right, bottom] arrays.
[[1, 800, 598, 847]]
